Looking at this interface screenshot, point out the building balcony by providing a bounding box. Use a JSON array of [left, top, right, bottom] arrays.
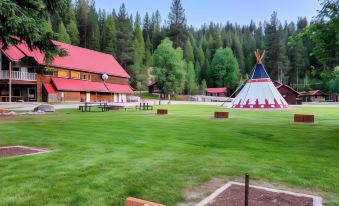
[[0, 71, 37, 81]]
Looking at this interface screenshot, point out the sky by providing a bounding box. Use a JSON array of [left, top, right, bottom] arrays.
[[94, 0, 322, 27]]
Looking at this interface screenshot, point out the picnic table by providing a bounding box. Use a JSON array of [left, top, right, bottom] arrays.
[[79, 102, 110, 112], [79, 102, 133, 112], [136, 103, 153, 110]]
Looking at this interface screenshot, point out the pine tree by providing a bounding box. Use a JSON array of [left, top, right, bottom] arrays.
[[101, 15, 117, 55], [209, 29, 222, 55], [87, 2, 100, 50], [232, 35, 245, 74], [116, 3, 134, 68], [57, 21, 71, 44], [184, 39, 194, 62], [201, 58, 210, 85], [135, 12, 141, 25], [194, 61, 201, 82], [200, 79, 207, 94], [44, 18, 54, 33], [67, 20, 80, 45], [265, 12, 288, 81], [75, 0, 90, 47], [167, 0, 187, 48], [133, 21, 145, 65], [143, 12, 151, 40], [151, 10, 163, 51], [195, 46, 205, 67], [144, 35, 153, 66], [185, 62, 198, 94]]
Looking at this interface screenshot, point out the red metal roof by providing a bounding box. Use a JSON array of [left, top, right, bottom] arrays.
[[1, 41, 129, 78], [0, 43, 25, 61], [51, 77, 133, 94], [274, 81, 300, 95], [105, 83, 134, 94], [299, 90, 326, 96], [43, 83, 57, 94], [51, 77, 108, 92], [205, 87, 227, 93]]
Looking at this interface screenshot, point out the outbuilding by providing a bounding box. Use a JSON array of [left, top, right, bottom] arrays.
[[274, 81, 300, 105], [299, 90, 327, 102], [205, 87, 227, 97]]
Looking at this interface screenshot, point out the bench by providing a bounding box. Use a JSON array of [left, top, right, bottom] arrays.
[[214, 111, 229, 119], [157, 109, 168, 115], [294, 114, 315, 123]]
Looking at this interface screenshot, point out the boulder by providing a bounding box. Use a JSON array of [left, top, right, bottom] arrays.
[[33, 105, 55, 112], [8, 111, 16, 116]]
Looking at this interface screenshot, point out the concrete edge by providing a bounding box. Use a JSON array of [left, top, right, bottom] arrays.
[[196, 182, 233, 206], [196, 181, 322, 206]]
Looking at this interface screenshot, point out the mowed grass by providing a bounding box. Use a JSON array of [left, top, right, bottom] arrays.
[[0, 105, 338, 206]]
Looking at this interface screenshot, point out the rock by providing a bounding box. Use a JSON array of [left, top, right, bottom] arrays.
[[8, 111, 16, 116], [33, 105, 55, 112]]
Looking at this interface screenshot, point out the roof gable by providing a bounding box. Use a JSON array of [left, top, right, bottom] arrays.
[[205, 87, 227, 93], [274, 81, 299, 95]]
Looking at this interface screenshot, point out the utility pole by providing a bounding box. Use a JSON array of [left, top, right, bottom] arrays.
[[9, 61, 12, 102], [296, 67, 299, 91]]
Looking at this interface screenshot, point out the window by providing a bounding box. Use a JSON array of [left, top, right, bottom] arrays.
[[71, 71, 80, 79], [57, 70, 69, 78], [82, 73, 91, 81], [13, 88, 21, 96], [1, 89, 9, 96]]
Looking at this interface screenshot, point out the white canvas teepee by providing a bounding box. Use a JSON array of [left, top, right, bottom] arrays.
[[229, 50, 288, 109]]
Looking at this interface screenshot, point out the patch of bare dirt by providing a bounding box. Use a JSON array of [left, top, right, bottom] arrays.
[[208, 184, 313, 206], [0, 146, 49, 158], [178, 177, 322, 206]]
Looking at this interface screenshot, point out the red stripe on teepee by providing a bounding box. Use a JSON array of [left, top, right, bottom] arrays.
[[280, 99, 288, 108], [247, 78, 272, 83], [264, 99, 272, 108], [274, 99, 281, 108], [253, 99, 261, 108], [243, 99, 251, 108]]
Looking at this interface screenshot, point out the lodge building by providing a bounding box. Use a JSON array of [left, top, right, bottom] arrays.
[[0, 41, 133, 103]]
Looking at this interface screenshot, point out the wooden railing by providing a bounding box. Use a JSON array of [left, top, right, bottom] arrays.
[[0, 96, 24, 102], [0, 71, 36, 81]]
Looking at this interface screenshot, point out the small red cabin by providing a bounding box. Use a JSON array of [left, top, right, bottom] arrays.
[[205, 87, 227, 97], [274, 82, 300, 105]]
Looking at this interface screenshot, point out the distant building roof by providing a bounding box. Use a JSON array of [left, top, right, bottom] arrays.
[[273, 81, 300, 95], [205, 87, 227, 93], [1, 40, 129, 78], [299, 90, 327, 96], [148, 82, 157, 87]]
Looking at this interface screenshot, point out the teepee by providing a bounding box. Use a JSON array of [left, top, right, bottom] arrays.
[[229, 50, 288, 109]]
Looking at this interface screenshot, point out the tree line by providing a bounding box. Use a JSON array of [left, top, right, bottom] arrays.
[[3, 0, 337, 95]]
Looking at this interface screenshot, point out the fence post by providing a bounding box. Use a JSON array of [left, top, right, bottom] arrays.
[[245, 173, 249, 206]]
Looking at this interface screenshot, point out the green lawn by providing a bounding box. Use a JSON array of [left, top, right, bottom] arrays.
[[0, 105, 338, 206]]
